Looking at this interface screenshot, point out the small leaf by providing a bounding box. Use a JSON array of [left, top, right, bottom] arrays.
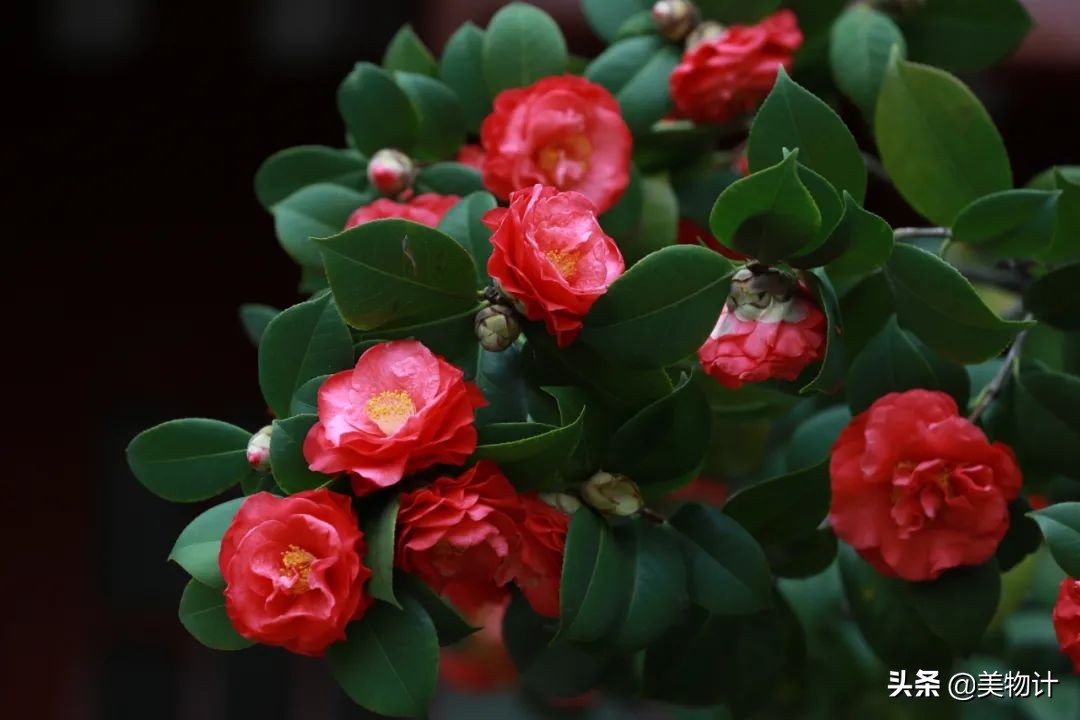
[[584, 36, 679, 135], [1025, 260, 1080, 331], [382, 24, 437, 77], [952, 189, 1059, 258], [169, 497, 246, 588], [270, 414, 332, 494], [558, 509, 628, 642], [439, 23, 492, 132], [394, 73, 466, 162], [178, 579, 252, 651], [327, 597, 439, 718], [722, 461, 829, 546], [127, 419, 252, 503], [436, 191, 497, 287], [254, 146, 365, 210], [1029, 503, 1080, 579], [482, 3, 568, 95], [414, 162, 485, 196], [289, 374, 329, 416], [337, 62, 419, 155], [1045, 171, 1080, 262], [360, 494, 401, 608], [800, 270, 845, 394], [829, 5, 907, 117]]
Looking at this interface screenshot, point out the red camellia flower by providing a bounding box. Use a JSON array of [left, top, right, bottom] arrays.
[[343, 193, 458, 229], [484, 184, 624, 347], [670, 10, 803, 124], [480, 75, 632, 213], [439, 599, 518, 692], [395, 461, 526, 613], [456, 143, 486, 171], [218, 489, 372, 656], [303, 340, 485, 495], [698, 269, 825, 389], [1053, 578, 1080, 673], [516, 493, 570, 618], [829, 390, 1023, 582]]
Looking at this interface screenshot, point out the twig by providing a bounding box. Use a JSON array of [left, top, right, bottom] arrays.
[[967, 315, 1033, 424], [951, 264, 1030, 294], [894, 227, 952, 242], [862, 152, 889, 183], [640, 507, 667, 524]]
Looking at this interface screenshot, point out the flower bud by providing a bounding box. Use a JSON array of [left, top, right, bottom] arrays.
[[474, 304, 522, 352], [581, 471, 642, 517], [539, 492, 582, 515], [246, 425, 273, 472], [685, 20, 726, 50], [651, 0, 699, 41], [367, 149, 415, 197], [727, 265, 797, 317]]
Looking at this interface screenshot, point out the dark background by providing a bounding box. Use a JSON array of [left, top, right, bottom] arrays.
[[5, 1, 1079, 718]]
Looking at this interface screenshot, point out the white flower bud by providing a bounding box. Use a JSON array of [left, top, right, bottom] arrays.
[[686, 20, 726, 50], [651, 0, 699, 41], [581, 471, 643, 517], [539, 492, 582, 514], [475, 304, 522, 352], [246, 425, 273, 472], [367, 148, 415, 196]]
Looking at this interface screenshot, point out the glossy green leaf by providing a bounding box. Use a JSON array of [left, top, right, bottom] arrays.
[[669, 503, 773, 615], [169, 497, 245, 588], [789, 163, 845, 259], [474, 346, 528, 425], [1046, 171, 1080, 262], [1026, 260, 1080, 331], [270, 183, 370, 267], [558, 509, 628, 642], [360, 494, 400, 608], [585, 35, 679, 136], [337, 62, 418, 155], [289, 373, 329, 416], [436, 191, 497, 287], [238, 303, 279, 347], [723, 461, 829, 546], [885, 244, 1031, 364], [394, 73, 465, 162], [829, 5, 906, 117], [710, 151, 822, 263], [899, 0, 1032, 73], [580, 245, 733, 368], [847, 315, 970, 414], [439, 23, 492, 132], [611, 520, 688, 650], [1014, 369, 1080, 478], [353, 306, 481, 376], [581, 0, 650, 43], [396, 575, 477, 646], [875, 56, 1012, 226], [907, 561, 1001, 655], [382, 24, 437, 77], [254, 146, 365, 210], [414, 162, 485, 196], [473, 409, 585, 490], [482, 3, 567, 95], [127, 419, 252, 503], [786, 405, 851, 472], [619, 173, 680, 264], [258, 293, 354, 418], [800, 270, 845, 394], [820, 195, 894, 281], [327, 597, 439, 718], [1029, 503, 1080, 578], [178, 579, 253, 651], [317, 219, 478, 331], [270, 414, 331, 494], [748, 67, 867, 203], [952, 189, 1059, 258], [612, 10, 656, 40]]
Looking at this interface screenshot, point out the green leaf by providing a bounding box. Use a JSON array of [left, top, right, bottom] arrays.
[[669, 503, 773, 615], [270, 183, 370, 267], [847, 315, 970, 414], [382, 24, 437, 77], [238, 303, 279, 347], [169, 497, 245, 588], [439, 23, 492, 133], [178, 579, 252, 651], [906, 561, 1001, 655], [885, 244, 1031, 363], [607, 374, 711, 488], [788, 163, 845, 260], [482, 3, 568, 95], [317, 219, 478, 331], [1046, 171, 1080, 263], [360, 494, 400, 608], [257, 293, 354, 418], [875, 56, 1012, 226], [584, 36, 679, 136], [254, 146, 366, 210], [543, 386, 613, 481], [1029, 503, 1080, 578], [396, 575, 478, 646], [1026, 260, 1080, 331], [829, 5, 907, 117], [619, 173, 680, 264], [580, 245, 733, 368], [899, 0, 1032, 74], [767, 527, 838, 579], [337, 62, 419, 155], [436, 191, 497, 287], [414, 162, 485, 196], [952, 189, 1060, 258], [811, 193, 894, 279], [581, 0, 650, 43], [799, 270, 845, 394], [786, 405, 851, 471], [722, 461, 829, 546], [1014, 369, 1080, 478], [558, 509, 628, 642], [747, 67, 867, 203], [710, 151, 822, 264], [270, 414, 331, 494], [475, 345, 528, 425], [611, 520, 688, 650], [127, 419, 252, 503], [289, 373, 329, 416], [354, 306, 481, 377], [473, 409, 585, 490], [394, 73, 466, 161], [327, 597, 439, 718], [612, 10, 657, 40]]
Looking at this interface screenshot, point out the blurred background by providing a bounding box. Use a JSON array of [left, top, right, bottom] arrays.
[[5, 1, 1080, 718]]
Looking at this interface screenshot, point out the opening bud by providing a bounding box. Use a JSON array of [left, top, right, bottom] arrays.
[[539, 492, 582, 515], [685, 20, 726, 50], [246, 425, 273, 472], [651, 0, 699, 41], [475, 304, 522, 352], [727, 265, 806, 323], [367, 148, 415, 197], [581, 471, 642, 517]]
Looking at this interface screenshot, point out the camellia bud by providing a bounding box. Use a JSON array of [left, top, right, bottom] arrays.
[[539, 492, 582, 515], [685, 20, 726, 49], [474, 304, 522, 352], [581, 471, 643, 517], [726, 265, 804, 324], [367, 148, 415, 197], [246, 425, 273, 472], [651, 0, 699, 41]]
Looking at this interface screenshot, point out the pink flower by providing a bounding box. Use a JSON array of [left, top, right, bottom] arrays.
[[456, 144, 486, 171], [344, 193, 458, 229]]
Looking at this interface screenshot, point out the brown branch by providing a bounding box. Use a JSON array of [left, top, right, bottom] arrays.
[[967, 315, 1033, 424]]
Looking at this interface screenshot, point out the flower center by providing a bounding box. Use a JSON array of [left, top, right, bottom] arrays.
[[366, 389, 416, 435], [543, 249, 582, 279], [279, 544, 315, 595], [537, 134, 592, 188]]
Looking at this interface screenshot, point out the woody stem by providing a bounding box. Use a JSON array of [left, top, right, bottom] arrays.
[[966, 315, 1033, 424], [893, 227, 952, 242]]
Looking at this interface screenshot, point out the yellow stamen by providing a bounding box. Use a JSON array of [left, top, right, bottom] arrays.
[[544, 249, 581, 280], [537, 135, 592, 183], [280, 545, 315, 594], [366, 389, 416, 435]]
